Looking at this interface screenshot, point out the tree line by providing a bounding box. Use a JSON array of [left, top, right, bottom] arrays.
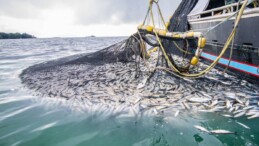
[[0, 32, 36, 39]]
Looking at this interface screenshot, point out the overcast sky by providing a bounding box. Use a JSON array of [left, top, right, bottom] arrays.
[[0, 0, 181, 38]]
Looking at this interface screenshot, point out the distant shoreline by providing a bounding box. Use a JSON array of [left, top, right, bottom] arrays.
[[0, 32, 36, 39]]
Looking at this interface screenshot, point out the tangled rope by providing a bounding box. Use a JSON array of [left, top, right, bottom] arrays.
[[136, 0, 251, 78]]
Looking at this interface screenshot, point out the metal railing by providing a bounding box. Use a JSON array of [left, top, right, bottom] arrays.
[[188, 1, 245, 19]]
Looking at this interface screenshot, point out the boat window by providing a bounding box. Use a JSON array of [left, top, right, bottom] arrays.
[[206, 0, 225, 10], [247, 0, 259, 8], [243, 43, 253, 47], [201, 0, 225, 17], [225, 0, 239, 5], [191, 0, 258, 19]]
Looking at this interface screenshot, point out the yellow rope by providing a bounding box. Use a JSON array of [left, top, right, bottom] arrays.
[[155, 2, 192, 55], [253, 1, 258, 7], [154, 2, 193, 55], [155, 3, 167, 30], [148, 0, 248, 78], [173, 41, 192, 55]]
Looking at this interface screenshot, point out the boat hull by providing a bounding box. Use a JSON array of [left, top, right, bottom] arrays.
[[188, 10, 259, 83]]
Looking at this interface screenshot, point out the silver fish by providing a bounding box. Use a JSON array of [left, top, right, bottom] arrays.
[[187, 98, 211, 103], [234, 110, 244, 114], [106, 87, 116, 95], [137, 77, 148, 89], [243, 106, 255, 110], [226, 99, 232, 109], [234, 111, 246, 118], [198, 109, 215, 113], [210, 130, 236, 135], [183, 102, 190, 110], [134, 97, 142, 104], [245, 100, 250, 106], [236, 121, 250, 129], [175, 110, 180, 117], [221, 114, 233, 118], [248, 114, 259, 119], [194, 125, 210, 133], [224, 92, 237, 99], [210, 100, 218, 107], [235, 98, 243, 104], [236, 93, 247, 98]]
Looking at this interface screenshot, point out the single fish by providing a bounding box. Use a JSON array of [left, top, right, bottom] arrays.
[[183, 102, 191, 110], [210, 100, 218, 107], [224, 92, 237, 100], [194, 125, 210, 133], [234, 106, 240, 111], [248, 114, 259, 119], [187, 98, 211, 103], [234, 111, 246, 118], [245, 100, 250, 106], [246, 112, 257, 116], [235, 98, 243, 104], [221, 114, 233, 118], [226, 99, 232, 109], [198, 109, 214, 113], [236, 93, 246, 98], [153, 108, 159, 115], [236, 121, 250, 129], [243, 106, 255, 110], [134, 97, 142, 104], [234, 110, 244, 114], [175, 110, 180, 117], [137, 77, 148, 89], [210, 130, 236, 135], [106, 87, 116, 95]]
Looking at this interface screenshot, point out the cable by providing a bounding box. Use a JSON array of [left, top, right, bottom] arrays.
[[223, 0, 243, 74], [147, 0, 249, 78]]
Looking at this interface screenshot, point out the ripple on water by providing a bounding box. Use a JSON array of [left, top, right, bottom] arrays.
[[30, 121, 58, 133], [0, 125, 30, 140], [0, 96, 32, 105], [0, 105, 37, 121]]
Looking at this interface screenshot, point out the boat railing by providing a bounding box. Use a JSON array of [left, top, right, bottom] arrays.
[[188, 1, 246, 19]]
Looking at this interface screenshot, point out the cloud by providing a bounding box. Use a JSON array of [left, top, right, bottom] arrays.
[[0, 0, 181, 24], [0, 0, 181, 37], [0, 0, 50, 19], [73, 0, 148, 25], [74, 0, 181, 25]]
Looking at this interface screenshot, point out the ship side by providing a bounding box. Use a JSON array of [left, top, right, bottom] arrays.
[[188, 0, 259, 83]]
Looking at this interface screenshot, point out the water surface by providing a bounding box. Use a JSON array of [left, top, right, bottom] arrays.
[[0, 37, 259, 146]]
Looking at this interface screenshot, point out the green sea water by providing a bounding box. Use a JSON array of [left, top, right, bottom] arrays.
[[0, 38, 259, 146]]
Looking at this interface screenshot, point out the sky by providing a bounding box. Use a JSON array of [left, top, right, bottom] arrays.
[[0, 0, 181, 38]]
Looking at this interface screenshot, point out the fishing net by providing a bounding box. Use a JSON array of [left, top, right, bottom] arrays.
[[20, 0, 259, 118], [21, 38, 139, 74], [20, 0, 210, 101], [21, 0, 199, 89], [164, 0, 198, 57]]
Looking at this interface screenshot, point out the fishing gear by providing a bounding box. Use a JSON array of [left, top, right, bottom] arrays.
[[136, 0, 251, 78]]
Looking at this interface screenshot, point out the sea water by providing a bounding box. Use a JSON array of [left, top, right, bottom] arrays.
[[0, 37, 259, 146]]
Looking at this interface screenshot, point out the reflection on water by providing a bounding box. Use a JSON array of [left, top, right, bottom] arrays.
[[0, 37, 259, 146]]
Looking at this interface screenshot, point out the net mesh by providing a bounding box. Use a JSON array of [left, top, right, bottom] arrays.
[[164, 0, 198, 58], [21, 0, 198, 80], [19, 0, 259, 118]]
